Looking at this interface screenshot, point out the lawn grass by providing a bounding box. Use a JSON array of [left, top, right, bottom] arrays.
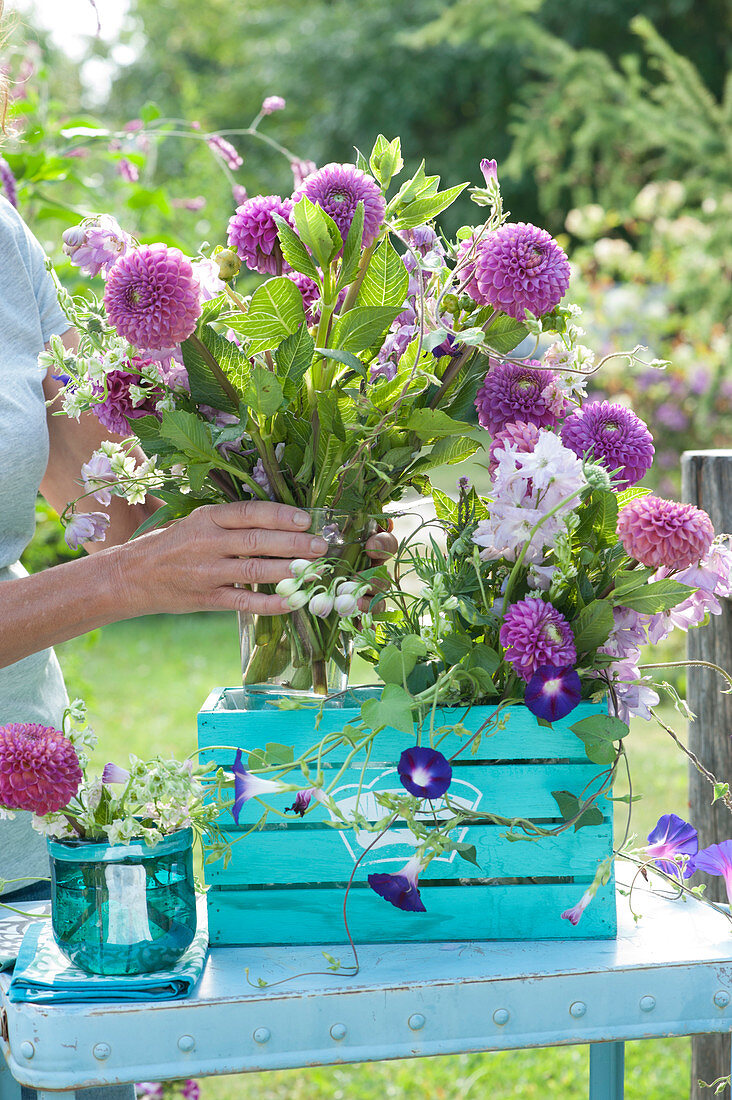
[[56, 613, 695, 1099]]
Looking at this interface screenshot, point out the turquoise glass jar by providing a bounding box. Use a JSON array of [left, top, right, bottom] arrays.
[[48, 828, 196, 976]]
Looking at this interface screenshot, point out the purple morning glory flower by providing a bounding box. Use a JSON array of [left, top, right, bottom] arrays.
[[397, 746, 452, 799], [561, 886, 593, 926], [645, 813, 698, 879], [285, 789, 315, 816], [232, 748, 284, 824], [524, 665, 582, 722], [693, 840, 732, 905], [368, 856, 427, 912]]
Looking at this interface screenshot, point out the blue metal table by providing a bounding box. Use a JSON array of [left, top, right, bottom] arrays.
[[1, 883, 731, 1100]]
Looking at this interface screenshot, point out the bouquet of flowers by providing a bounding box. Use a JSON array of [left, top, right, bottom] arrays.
[[46, 137, 597, 696]]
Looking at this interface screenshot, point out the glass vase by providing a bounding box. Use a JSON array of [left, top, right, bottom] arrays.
[[238, 508, 383, 699], [48, 827, 196, 976]]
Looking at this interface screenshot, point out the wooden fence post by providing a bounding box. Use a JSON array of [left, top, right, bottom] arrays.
[[681, 450, 732, 1100]]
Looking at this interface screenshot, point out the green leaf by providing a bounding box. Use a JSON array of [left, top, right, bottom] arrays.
[[130, 415, 178, 459], [483, 314, 530, 356], [158, 409, 218, 464], [570, 714, 628, 766], [454, 842, 480, 868], [272, 213, 321, 283], [405, 408, 469, 439], [181, 330, 243, 412], [229, 277, 306, 353], [616, 486, 652, 508], [432, 488, 458, 524], [243, 366, 285, 418], [265, 742, 294, 765], [376, 635, 427, 685], [292, 195, 342, 268], [361, 684, 415, 735], [369, 134, 403, 188], [330, 306, 400, 353], [713, 783, 730, 805], [571, 600, 615, 653], [275, 325, 315, 401], [391, 182, 468, 230], [412, 434, 479, 473], [612, 578, 694, 614], [440, 633, 472, 664], [337, 202, 364, 291], [318, 389, 346, 442], [315, 347, 366, 375], [466, 644, 500, 676], [552, 790, 605, 832], [131, 496, 198, 538], [355, 237, 409, 310]]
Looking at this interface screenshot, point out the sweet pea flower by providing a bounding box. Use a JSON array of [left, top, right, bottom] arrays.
[[368, 855, 427, 912], [102, 762, 131, 785], [231, 749, 286, 824], [64, 511, 110, 550], [397, 746, 452, 799], [645, 813, 698, 879]]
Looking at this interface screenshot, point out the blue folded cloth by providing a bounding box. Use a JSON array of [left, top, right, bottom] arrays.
[[0, 903, 50, 972], [8, 919, 208, 1003]]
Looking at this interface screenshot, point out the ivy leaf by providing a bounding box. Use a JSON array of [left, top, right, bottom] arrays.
[[552, 789, 604, 832], [361, 684, 415, 735], [570, 713, 629, 766], [376, 636, 427, 685]]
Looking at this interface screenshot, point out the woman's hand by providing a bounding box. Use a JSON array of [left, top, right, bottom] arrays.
[[116, 501, 333, 617]]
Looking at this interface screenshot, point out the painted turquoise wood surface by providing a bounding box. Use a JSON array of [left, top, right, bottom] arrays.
[[198, 688, 616, 946]]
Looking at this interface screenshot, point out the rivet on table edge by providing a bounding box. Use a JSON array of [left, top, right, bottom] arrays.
[[639, 995, 656, 1013], [493, 1009, 510, 1026], [714, 990, 730, 1009], [408, 1013, 426, 1031], [569, 1001, 587, 1019], [178, 1035, 196, 1052], [93, 1043, 111, 1061], [19, 1041, 34, 1060], [330, 1023, 347, 1041], [253, 1027, 271, 1044]]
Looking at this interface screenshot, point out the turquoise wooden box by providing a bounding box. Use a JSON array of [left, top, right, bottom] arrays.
[[197, 687, 616, 946]]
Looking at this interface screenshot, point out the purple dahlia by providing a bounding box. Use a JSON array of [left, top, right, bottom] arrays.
[[93, 361, 165, 436], [468, 222, 570, 320], [285, 270, 321, 321], [0, 723, 82, 816], [104, 245, 201, 349], [293, 162, 385, 250], [475, 360, 561, 435], [500, 599, 577, 682], [561, 401, 654, 488], [227, 194, 293, 275], [617, 495, 715, 571]]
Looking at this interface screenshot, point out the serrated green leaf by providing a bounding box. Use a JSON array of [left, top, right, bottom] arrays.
[[405, 408, 469, 440], [484, 314, 530, 356], [391, 182, 468, 231], [315, 347, 366, 375], [330, 306, 399, 353], [272, 213, 321, 283], [180, 334, 240, 413], [412, 434, 479, 473], [318, 389, 346, 442], [432, 488, 458, 524], [158, 409, 218, 463], [571, 600, 615, 652], [612, 578, 694, 614], [275, 325, 314, 401], [228, 277, 306, 353], [292, 195, 342, 268], [337, 202, 364, 291], [355, 237, 409, 310], [244, 366, 285, 418]]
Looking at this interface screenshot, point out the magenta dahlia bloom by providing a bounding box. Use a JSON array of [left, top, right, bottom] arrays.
[[617, 495, 715, 570], [104, 245, 201, 349], [645, 813, 698, 879], [0, 723, 82, 815], [500, 598, 577, 682], [561, 401, 654, 488], [475, 360, 561, 435], [285, 270, 321, 321], [227, 195, 293, 275], [488, 420, 541, 474], [293, 162, 385, 250], [468, 222, 570, 320], [93, 364, 164, 436]]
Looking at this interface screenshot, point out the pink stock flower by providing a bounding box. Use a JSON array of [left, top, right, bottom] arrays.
[[617, 496, 715, 571], [0, 723, 82, 815], [104, 245, 201, 349]]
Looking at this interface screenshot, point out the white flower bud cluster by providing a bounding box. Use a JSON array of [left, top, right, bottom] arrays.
[[275, 560, 370, 619]]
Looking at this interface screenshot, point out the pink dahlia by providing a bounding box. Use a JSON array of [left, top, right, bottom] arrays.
[[104, 245, 201, 349], [469, 222, 570, 320], [488, 420, 541, 474], [475, 359, 561, 435], [93, 362, 164, 436], [617, 495, 715, 570], [293, 162, 385, 250], [500, 598, 577, 682], [0, 723, 82, 816], [227, 194, 293, 275], [561, 401, 654, 488], [285, 270, 321, 322]]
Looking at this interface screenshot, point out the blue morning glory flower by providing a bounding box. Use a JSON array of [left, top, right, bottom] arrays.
[[524, 664, 582, 722], [397, 746, 452, 799], [232, 748, 284, 824], [368, 856, 427, 912], [692, 839, 732, 904], [645, 813, 698, 879]]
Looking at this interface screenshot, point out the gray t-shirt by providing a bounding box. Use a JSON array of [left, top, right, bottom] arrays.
[[0, 196, 71, 893]]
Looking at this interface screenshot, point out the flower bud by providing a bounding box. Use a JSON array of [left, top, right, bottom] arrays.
[[583, 463, 613, 491], [287, 589, 310, 610], [308, 591, 334, 618], [214, 248, 241, 281], [275, 577, 301, 598], [335, 580, 360, 595], [290, 559, 313, 577], [334, 593, 359, 617]]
